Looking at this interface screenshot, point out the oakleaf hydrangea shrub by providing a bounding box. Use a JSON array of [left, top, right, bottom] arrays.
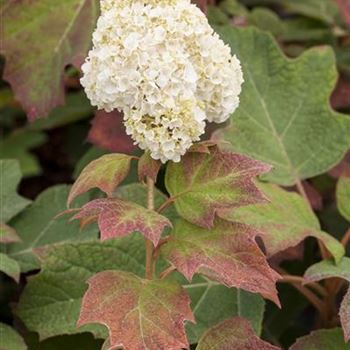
[[1, 0, 350, 349]]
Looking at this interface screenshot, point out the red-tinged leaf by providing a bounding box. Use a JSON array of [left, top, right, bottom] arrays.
[[196, 317, 280, 350], [290, 328, 348, 350], [0, 223, 21, 244], [71, 198, 171, 246], [138, 151, 161, 184], [335, 0, 350, 30], [161, 219, 280, 305], [305, 258, 350, 341], [165, 147, 271, 228], [78, 270, 194, 350], [1, 0, 99, 120], [68, 154, 134, 206], [329, 151, 350, 178], [331, 76, 350, 110], [192, 0, 207, 14], [88, 110, 136, 154]]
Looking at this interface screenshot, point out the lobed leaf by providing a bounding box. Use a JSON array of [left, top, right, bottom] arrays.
[[1, 0, 99, 119], [162, 219, 280, 305], [16, 236, 146, 340], [290, 328, 350, 350], [78, 270, 194, 350], [216, 26, 350, 186], [7, 185, 98, 272], [305, 258, 350, 341], [165, 146, 271, 228], [71, 197, 171, 246], [196, 317, 280, 350], [221, 182, 344, 262], [0, 323, 27, 350], [337, 177, 350, 222], [68, 154, 134, 206]]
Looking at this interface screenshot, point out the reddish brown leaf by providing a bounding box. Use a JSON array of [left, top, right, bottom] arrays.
[[68, 154, 134, 206], [161, 219, 280, 305], [331, 76, 350, 110], [0, 223, 21, 244], [165, 146, 271, 228], [188, 140, 218, 154], [88, 110, 137, 154], [329, 151, 350, 178], [71, 198, 171, 246], [335, 0, 350, 30], [1, 0, 98, 120], [138, 151, 162, 184], [192, 0, 207, 13], [196, 317, 280, 350], [78, 270, 194, 350]]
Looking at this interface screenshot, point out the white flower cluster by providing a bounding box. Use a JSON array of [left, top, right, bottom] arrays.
[[81, 0, 243, 162]]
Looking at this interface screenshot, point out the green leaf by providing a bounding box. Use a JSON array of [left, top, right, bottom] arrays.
[[162, 218, 280, 305], [184, 275, 265, 344], [0, 131, 47, 177], [1, 0, 99, 119], [29, 92, 93, 131], [6, 185, 98, 272], [78, 270, 194, 350], [0, 253, 20, 282], [0, 223, 21, 243], [0, 159, 31, 222], [196, 317, 279, 350], [305, 258, 350, 341], [216, 26, 350, 186], [0, 323, 27, 350], [68, 154, 134, 206], [165, 146, 271, 228], [71, 197, 171, 246], [16, 236, 146, 340], [290, 328, 350, 350], [337, 177, 350, 221], [221, 182, 344, 262]]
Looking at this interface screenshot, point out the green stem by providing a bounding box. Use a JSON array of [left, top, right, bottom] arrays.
[[145, 177, 155, 279]]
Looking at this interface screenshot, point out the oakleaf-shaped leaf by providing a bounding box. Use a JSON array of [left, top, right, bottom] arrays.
[[71, 198, 171, 246], [7, 185, 98, 272], [220, 182, 344, 262], [78, 270, 194, 350], [162, 219, 280, 305], [0, 323, 27, 350], [68, 154, 134, 206], [305, 258, 350, 341], [0, 159, 31, 222], [0, 224, 21, 243], [337, 177, 350, 222], [138, 151, 161, 184], [290, 328, 349, 350], [196, 317, 280, 350], [1, 0, 99, 119], [16, 236, 147, 340], [216, 26, 350, 186], [165, 147, 271, 228]]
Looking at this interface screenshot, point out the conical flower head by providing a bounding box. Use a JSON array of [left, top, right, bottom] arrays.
[[81, 0, 243, 162]]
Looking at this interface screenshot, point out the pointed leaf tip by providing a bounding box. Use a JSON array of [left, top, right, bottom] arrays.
[[165, 146, 272, 228], [72, 198, 172, 246], [78, 270, 194, 350], [162, 219, 280, 306], [67, 154, 134, 207]]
